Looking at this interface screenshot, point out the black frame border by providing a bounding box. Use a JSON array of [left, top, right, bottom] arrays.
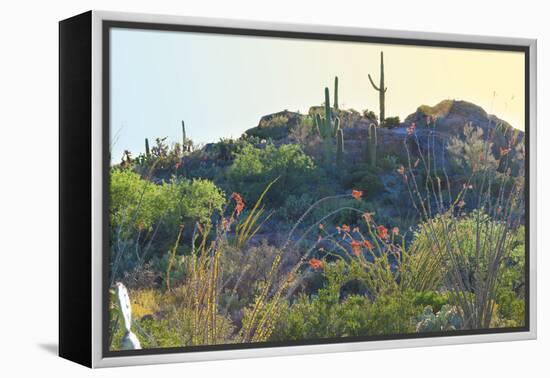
[[101, 19, 531, 359], [59, 11, 93, 367]]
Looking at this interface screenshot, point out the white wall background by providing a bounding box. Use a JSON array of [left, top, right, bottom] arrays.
[[0, 0, 546, 376]]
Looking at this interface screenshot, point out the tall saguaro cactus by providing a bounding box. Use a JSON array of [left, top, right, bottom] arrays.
[[368, 52, 387, 125], [367, 123, 378, 167], [334, 76, 339, 110]]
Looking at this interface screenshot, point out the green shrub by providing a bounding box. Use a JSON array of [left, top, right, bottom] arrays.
[[342, 163, 383, 196], [279, 193, 316, 223], [110, 169, 225, 232], [109, 169, 226, 278], [413, 291, 450, 313], [110, 169, 166, 231], [379, 154, 399, 170], [362, 109, 377, 120], [211, 137, 251, 162], [495, 226, 525, 327], [131, 137, 189, 178], [270, 261, 420, 340], [227, 144, 316, 207], [383, 116, 400, 128], [404, 212, 525, 328], [407, 211, 524, 292]]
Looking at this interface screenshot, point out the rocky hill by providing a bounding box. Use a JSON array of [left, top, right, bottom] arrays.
[[244, 99, 523, 167]]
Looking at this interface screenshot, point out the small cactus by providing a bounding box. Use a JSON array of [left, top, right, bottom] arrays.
[[145, 138, 150, 157], [416, 305, 464, 333], [181, 120, 191, 153]]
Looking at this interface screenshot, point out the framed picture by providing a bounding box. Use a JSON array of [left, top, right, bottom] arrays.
[[59, 10, 537, 368]]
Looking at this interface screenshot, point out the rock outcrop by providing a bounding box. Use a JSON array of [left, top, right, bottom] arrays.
[[404, 99, 516, 135]]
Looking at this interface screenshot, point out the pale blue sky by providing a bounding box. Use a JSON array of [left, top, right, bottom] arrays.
[[110, 28, 524, 162]]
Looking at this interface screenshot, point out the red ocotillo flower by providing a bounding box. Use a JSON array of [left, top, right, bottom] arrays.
[[363, 240, 373, 250], [308, 258, 324, 270], [351, 240, 362, 256], [231, 192, 245, 216], [377, 225, 389, 239], [351, 190, 363, 200]]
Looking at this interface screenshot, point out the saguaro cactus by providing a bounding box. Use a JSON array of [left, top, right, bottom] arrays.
[[315, 86, 344, 169], [334, 76, 339, 110], [145, 138, 150, 157], [367, 123, 378, 167], [181, 120, 190, 153], [315, 87, 336, 139], [368, 52, 387, 125]]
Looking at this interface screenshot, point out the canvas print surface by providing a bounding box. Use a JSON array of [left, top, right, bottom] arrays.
[[106, 25, 527, 353]]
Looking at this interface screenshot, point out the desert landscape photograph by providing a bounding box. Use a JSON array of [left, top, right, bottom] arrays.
[[106, 28, 527, 351]]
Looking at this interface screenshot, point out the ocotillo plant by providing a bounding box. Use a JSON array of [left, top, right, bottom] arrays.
[[334, 76, 339, 110], [145, 138, 150, 157], [368, 52, 387, 126], [367, 123, 377, 167]]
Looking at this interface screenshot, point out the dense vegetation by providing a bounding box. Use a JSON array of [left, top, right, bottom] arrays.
[[109, 74, 526, 351]]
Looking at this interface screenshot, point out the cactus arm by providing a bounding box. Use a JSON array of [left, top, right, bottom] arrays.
[[368, 52, 387, 124], [368, 74, 380, 91], [315, 113, 323, 137], [336, 128, 344, 153], [333, 117, 340, 137]]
